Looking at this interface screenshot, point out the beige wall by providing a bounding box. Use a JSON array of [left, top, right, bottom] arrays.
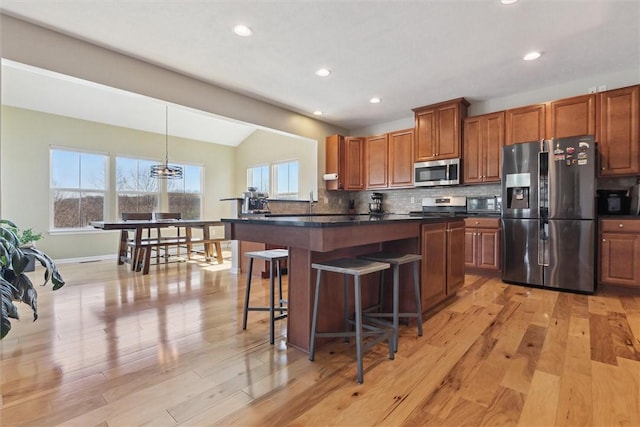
[[0, 14, 350, 260], [0, 105, 235, 259], [234, 129, 317, 199]]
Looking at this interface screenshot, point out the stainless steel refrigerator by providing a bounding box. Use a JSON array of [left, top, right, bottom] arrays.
[[501, 135, 596, 294]]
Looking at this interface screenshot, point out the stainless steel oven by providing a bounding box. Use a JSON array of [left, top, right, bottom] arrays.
[[414, 158, 460, 187]]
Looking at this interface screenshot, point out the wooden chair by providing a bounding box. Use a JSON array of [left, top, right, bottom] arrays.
[[121, 212, 153, 271], [154, 212, 183, 260]]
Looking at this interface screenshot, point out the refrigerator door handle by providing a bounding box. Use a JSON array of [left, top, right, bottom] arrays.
[[538, 220, 549, 266]]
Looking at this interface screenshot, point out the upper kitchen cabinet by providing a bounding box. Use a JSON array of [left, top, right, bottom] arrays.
[[413, 98, 469, 162], [597, 85, 640, 176], [365, 133, 389, 189], [547, 93, 596, 139], [388, 128, 414, 188], [505, 103, 546, 145], [345, 136, 366, 190], [463, 111, 504, 184], [325, 135, 365, 190]]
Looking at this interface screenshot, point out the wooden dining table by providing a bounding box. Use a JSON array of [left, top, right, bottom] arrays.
[[91, 219, 225, 272]]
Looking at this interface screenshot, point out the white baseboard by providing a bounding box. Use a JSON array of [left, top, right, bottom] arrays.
[[54, 254, 117, 264]]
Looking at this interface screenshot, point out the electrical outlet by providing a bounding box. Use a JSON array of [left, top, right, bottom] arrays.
[[324, 196, 328, 204], [410, 197, 415, 204], [588, 86, 596, 94], [598, 85, 607, 92]]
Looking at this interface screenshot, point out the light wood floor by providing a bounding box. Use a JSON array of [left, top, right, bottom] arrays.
[[1, 255, 639, 427]]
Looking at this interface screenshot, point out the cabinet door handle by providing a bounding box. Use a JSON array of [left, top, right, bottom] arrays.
[[475, 221, 480, 225], [619, 223, 624, 228], [602, 238, 606, 242]]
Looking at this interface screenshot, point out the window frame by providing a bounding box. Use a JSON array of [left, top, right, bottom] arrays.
[[49, 146, 109, 231], [166, 162, 205, 220]]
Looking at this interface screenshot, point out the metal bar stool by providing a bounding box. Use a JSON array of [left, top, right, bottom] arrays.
[[358, 252, 423, 352], [242, 249, 289, 344], [309, 258, 394, 384]]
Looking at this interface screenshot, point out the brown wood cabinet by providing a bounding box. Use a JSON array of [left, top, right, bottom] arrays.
[[547, 93, 596, 139], [506, 94, 595, 146], [365, 133, 389, 189], [505, 103, 546, 145], [325, 135, 365, 190], [388, 128, 414, 187], [420, 220, 465, 311], [463, 111, 504, 183], [597, 85, 640, 176], [464, 217, 501, 271], [599, 219, 640, 288], [413, 98, 468, 162]]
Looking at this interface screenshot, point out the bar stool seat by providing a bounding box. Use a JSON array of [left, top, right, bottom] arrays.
[[309, 258, 394, 384], [358, 252, 423, 353], [242, 249, 289, 345]]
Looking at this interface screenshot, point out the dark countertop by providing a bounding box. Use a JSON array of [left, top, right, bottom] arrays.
[[221, 213, 462, 227], [598, 215, 640, 220]]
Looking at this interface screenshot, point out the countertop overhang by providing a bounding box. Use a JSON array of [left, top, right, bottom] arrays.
[[221, 213, 463, 228]]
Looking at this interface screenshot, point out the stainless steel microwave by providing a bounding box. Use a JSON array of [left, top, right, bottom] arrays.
[[414, 158, 460, 187]]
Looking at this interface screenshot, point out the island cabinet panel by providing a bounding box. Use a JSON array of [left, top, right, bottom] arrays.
[[365, 133, 389, 189], [547, 93, 596, 139], [463, 111, 504, 184], [447, 220, 466, 294], [599, 219, 640, 287], [420, 220, 465, 311], [388, 128, 414, 187], [597, 85, 640, 176], [413, 98, 468, 162], [505, 103, 546, 145]]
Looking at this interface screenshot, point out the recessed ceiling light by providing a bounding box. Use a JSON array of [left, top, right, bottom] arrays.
[[233, 24, 253, 37], [315, 68, 331, 77], [523, 51, 541, 61], [369, 97, 382, 104], [501, 0, 518, 4], [313, 110, 323, 116]]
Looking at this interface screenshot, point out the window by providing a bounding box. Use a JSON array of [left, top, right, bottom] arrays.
[[116, 156, 159, 217], [167, 164, 203, 220], [273, 160, 299, 199], [51, 148, 108, 229], [247, 164, 269, 193]]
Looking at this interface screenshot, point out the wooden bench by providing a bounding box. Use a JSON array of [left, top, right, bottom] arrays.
[[132, 235, 225, 274]]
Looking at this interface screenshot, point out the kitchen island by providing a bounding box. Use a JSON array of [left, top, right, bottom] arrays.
[[223, 214, 464, 353]]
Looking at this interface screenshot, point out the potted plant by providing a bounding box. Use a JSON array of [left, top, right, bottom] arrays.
[[0, 219, 65, 340], [13, 227, 44, 272]]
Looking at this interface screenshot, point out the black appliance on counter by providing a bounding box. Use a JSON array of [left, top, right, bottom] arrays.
[[410, 196, 467, 216], [597, 189, 630, 215], [467, 196, 502, 215]]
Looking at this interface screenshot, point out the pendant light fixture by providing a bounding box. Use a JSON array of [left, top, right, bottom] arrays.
[[151, 106, 183, 179]]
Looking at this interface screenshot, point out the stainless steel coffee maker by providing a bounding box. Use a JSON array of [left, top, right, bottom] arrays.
[[242, 187, 270, 214], [369, 192, 383, 214]]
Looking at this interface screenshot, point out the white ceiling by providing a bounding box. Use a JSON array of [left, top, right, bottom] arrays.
[[1, 0, 639, 133], [1, 60, 259, 146]]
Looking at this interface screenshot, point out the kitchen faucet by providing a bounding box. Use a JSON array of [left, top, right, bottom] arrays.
[[309, 191, 317, 214]]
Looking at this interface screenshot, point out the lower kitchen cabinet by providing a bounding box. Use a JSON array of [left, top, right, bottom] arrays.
[[599, 219, 640, 287], [464, 217, 501, 271], [421, 220, 465, 311]]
